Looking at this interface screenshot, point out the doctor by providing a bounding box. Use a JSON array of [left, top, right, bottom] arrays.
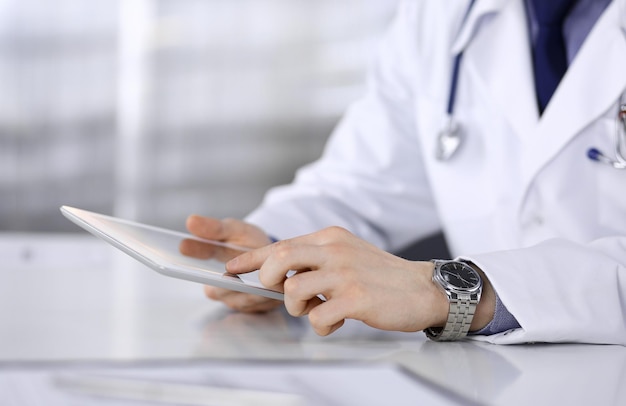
[[187, 0, 626, 345]]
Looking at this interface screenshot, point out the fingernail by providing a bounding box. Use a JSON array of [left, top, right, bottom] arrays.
[[226, 257, 238, 270]]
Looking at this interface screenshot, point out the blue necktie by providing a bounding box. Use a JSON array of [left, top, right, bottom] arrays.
[[530, 0, 576, 114]]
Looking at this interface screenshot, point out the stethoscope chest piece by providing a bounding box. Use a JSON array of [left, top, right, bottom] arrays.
[[436, 118, 463, 161]]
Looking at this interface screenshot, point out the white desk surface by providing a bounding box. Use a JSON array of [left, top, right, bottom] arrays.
[[1, 233, 624, 405]]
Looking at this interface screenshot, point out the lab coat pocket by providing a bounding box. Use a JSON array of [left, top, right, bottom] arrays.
[[592, 109, 626, 233]]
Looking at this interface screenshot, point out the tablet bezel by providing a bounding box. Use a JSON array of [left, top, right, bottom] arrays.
[[60, 206, 284, 301]]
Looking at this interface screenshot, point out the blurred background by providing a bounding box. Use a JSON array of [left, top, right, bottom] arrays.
[[0, 0, 399, 233]]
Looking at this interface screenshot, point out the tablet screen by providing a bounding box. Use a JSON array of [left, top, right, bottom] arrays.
[[60, 206, 284, 301]]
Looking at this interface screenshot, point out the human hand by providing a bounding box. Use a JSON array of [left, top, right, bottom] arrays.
[[224, 226, 452, 336], [184, 215, 282, 313]]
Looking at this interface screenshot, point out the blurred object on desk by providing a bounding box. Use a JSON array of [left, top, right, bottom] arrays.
[[0, 232, 109, 268]]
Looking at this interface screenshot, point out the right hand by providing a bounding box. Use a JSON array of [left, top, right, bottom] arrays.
[[184, 215, 283, 313]]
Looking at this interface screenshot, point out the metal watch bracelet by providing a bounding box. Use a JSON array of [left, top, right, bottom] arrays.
[[425, 260, 482, 341]]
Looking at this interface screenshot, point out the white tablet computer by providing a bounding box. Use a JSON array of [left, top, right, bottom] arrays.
[[60, 206, 283, 301]]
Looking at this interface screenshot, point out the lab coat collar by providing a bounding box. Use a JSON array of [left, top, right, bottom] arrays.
[[453, 0, 626, 180], [451, 0, 513, 55], [457, 0, 539, 139], [527, 0, 626, 179], [452, 0, 626, 53]]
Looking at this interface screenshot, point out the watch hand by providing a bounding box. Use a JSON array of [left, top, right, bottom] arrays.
[[441, 270, 457, 281], [442, 270, 474, 286], [457, 275, 473, 285]]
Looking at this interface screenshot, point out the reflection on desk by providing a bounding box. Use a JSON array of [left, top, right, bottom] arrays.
[[0, 233, 625, 405]]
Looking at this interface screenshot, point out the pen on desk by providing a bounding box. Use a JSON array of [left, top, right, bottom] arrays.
[[53, 373, 305, 406]]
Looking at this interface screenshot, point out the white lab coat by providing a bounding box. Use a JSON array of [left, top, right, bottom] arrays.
[[247, 0, 626, 345]]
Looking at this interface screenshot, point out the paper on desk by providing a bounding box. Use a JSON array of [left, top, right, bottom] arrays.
[[0, 361, 470, 406], [53, 373, 304, 406]]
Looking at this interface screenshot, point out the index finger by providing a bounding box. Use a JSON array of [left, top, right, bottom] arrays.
[[225, 231, 325, 274], [225, 243, 274, 275], [227, 239, 327, 291], [226, 244, 287, 291]]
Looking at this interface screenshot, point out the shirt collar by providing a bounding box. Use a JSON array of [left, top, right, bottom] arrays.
[[451, 0, 619, 56]]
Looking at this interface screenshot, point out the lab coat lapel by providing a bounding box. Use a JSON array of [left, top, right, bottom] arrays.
[[453, 0, 539, 141], [527, 0, 626, 178]]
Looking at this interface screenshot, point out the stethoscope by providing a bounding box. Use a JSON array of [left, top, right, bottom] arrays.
[[435, 0, 474, 162], [436, 0, 626, 170], [434, 36, 468, 162]]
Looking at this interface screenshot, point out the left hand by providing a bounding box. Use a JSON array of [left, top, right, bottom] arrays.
[[183, 214, 282, 313], [225, 226, 452, 336]]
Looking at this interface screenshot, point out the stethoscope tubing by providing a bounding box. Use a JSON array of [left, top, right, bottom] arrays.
[[616, 104, 626, 165], [441, 0, 626, 169], [446, 0, 476, 117]]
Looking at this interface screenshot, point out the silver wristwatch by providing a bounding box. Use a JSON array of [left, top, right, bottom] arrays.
[[425, 259, 483, 341]]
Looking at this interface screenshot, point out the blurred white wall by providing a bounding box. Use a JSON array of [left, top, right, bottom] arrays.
[[0, 0, 399, 232]]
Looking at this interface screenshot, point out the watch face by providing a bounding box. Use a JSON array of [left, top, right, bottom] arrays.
[[439, 262, 480, 289]]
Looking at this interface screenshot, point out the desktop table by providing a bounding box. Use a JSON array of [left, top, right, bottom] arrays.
[[0, 233, 624, 405]]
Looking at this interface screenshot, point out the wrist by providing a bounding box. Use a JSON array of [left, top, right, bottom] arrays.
[[426, 262, 451, 328]]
